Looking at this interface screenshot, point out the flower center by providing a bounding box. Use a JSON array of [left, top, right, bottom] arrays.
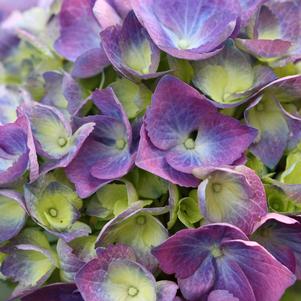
[[57, 137, 67, 147], [177, 38, 190, 49], [48, 208, 58, 217], [115, 139, 126, 150], [211, 245, 223, 258], [184, 138, 195, 150], [128, 286, 139, 297], [136, 215, 146, 225], [212, 183, 222, 193]]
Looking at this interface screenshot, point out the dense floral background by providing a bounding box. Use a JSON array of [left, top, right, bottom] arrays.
[[0, 0, 301, 300]]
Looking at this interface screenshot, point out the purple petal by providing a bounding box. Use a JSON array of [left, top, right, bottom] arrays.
[[235, 38, 291, 59], [165, 113, 257, 173], [238, 0, 267, 27], [0, 115, 29, 185], [208, 290, 239, 301], [156, 281, 178, 301], [152, 224, 248, 279], [224, 240, 296, 301], [20, 283, 83, 301], [213, 256, 255, 301], [71, 47, 110, 78], [197, 165, 267, 235], [65, 137, 111, 198], [252, 213, 301, 279], [101, 11, 162, 79], [245, 96, 289, 168], [145, 75, 216, 151], [131, 0, 239, 60], [54, 0, 101, 61], [177, 255, 215, 300]]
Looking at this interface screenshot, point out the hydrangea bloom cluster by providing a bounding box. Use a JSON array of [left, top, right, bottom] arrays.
[[0, 0, 301, 300]]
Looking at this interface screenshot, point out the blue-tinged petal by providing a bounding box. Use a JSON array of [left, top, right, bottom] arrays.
[[245, 95, 289, 168], [71, 47, 110, 79], [65, 137, 111, 198], [101, 11, 163, 80], [0, 115, 29, 184], [165, 114, 257, 173], [54, 0, 100, 61], [145, 75, 216, 150], [208, 290, 239, 301], [213, 256, 255, 301], [238, 0, 267, 27], [196, 165, 267, 235], [131, 0, 240, 60], [54, 0, 108, 77], [0, 86, 22, 125], [21, 283, 83, 301], [177, 255, 215, 300], [0, 190, 26, 243]]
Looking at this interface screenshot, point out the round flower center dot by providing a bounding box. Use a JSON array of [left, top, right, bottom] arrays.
[[177, 39, 190, 49], [128, 286, 139, 297], [136, 215, 146, 225], [58, 137, 67, 147], [211, 245, 223, 258], [141, 66, 149, 74], [212, 183, 222, 193], [184, 138, 195, 150], [115, 139, 126, 150], [48, 208, 58, 217]]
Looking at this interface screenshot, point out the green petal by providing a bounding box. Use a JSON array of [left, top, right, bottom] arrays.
[[178, 196, 202, 228], [110, 78, 151, 119]]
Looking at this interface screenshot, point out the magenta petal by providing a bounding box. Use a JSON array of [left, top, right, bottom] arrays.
[[131, 0, 239, 60], [252, 213, 301, 279], [101, 11, 162, 80], [197, 165, 267, 235], [152, 224, 247, 279], [235, 39, 291, 59], [224, 240, 296, 301], [71, 47, 110, 79], [156, 281, 178, 301]]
